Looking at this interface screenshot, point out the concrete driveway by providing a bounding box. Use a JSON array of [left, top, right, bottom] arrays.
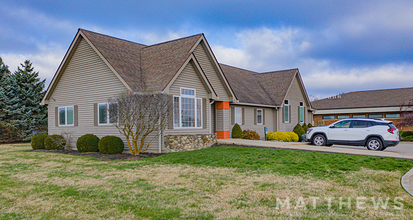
[[217, 139, 413, 160]]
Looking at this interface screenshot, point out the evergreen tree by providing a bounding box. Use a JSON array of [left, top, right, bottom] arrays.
[[0, 60, 47, 141], [0, 57, 10, 85]]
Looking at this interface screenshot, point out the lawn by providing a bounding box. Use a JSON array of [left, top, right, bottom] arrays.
[[1, 144, 413, 219]]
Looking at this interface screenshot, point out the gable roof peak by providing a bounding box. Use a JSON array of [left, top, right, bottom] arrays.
[[144, 33, 203, 48], [79, 28, 147, 47]]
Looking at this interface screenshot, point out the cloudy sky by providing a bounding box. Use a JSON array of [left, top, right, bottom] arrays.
[[1, 0, 413, 99]]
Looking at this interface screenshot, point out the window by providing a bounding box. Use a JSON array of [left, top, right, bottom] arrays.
[[98, 103, 117, 125], [323, 115, 335, 119], [234, 107, 242, 124], [368, 114, 382, 119], [284, 100, 289, 123], [352, 115, 366, 118], [337, 115, 350, 119], [299, 102, 304, 123], [333, 120, 351, 128], [257, 109, 263, 125], [173, 88, 202, 128], [59, 106, 74, 126], [352, 120, 372, 128], [385, 113, 400, 118]]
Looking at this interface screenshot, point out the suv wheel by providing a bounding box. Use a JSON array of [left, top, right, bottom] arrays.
[[366, 137, 383, 151], [312, 134, 326, 146]]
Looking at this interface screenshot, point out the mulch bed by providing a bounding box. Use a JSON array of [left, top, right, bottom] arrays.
[[26, 149, 164, 161]]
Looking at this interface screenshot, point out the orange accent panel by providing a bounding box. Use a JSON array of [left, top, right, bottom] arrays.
[[215, 101, 229, 109], [216, 131, 230, 139]]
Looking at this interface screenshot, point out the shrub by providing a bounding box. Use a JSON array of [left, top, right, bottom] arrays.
[[286, 131, 299, 142], [307, 123, 313, 128], [401, 131, 413, 138], [0, 122, 20, 144], [402, 136, 413, 141], [232, 123, 243, 138], [302, 123, 309, 133], [31, 133, 48, 150], [293, 123, 305, 140], [267, 131, 289, 142], [98, 136, 124, 154], [44, 135, 66, 150], [242, 130, 260, 140], [76, 134, 100, 153]]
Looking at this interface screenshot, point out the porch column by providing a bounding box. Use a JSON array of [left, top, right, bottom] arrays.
[[215, 101, 230, 139]]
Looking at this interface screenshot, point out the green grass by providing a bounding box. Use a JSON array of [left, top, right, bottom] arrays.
[[148, 146, 413, 177], [1, 143, 413, 219]]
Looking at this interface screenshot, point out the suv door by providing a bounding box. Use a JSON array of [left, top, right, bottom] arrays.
[[328, 120, 351, 144], [347, 120, 372, 145]]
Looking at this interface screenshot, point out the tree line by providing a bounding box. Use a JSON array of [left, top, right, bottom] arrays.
[[0, 57, 47, 143]]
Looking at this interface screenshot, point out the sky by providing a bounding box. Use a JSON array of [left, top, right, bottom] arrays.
[[1, 0, 413, 99]]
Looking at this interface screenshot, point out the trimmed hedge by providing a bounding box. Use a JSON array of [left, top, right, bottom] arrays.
[[31, 133, 48, 150], [307, 123, 313, 128], [45, 135, 66, 150], [77, 134, 100, 153], [232, 123, 243, 138], [242, 130, 260, 140], [302, 123, 309, 133], [267, 131, 299, 142], [98, 136, 124, 154], [401, 131, 413, 138], [402, 136, 413, 142]]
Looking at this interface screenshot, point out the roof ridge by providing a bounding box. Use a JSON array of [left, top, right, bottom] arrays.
[[259, 68, 298, 75], [345, 86, 413, 95], [79, 28, 147, 47], [219, 63, 258, 74], [144, 33, 203, 48]]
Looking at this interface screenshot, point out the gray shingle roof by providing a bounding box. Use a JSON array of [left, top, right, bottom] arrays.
[[80, 29, 302, 107], [220, 64, 298, 106], [311, 87, 413, 110], [81, 29, 202, 91]]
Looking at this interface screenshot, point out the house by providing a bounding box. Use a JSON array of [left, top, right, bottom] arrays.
[[41, 29, 313, 152], [311, 87, 413, 129]]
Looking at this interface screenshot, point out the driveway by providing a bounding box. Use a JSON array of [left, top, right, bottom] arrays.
[[217, 139, 413, 160]]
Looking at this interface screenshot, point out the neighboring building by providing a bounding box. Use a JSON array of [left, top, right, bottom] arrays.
[[311, 87, 413, 129], [41, 29, 313, 152]]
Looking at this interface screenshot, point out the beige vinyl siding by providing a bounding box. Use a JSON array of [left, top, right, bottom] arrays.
[[166, 60, 210, 135], [193, 42, 230, 101], [47, 37, 161, 153], [278, 75, 312, 132], [229, 104, 274, 139]]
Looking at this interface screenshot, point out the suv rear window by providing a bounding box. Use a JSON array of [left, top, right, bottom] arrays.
[[352, 120, 372, 128], [388, 124, 397, 129], [371, 121, 388, 126]]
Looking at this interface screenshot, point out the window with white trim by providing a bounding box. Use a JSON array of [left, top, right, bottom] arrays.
[[173, 88, 202, 128], [98, 103, 117, 125], [284, 100, 289, 123], [257, 109, 263, 125], [59, 106, 74, 126], [299, 102, 304, 123], [234, 107, 242, 124]]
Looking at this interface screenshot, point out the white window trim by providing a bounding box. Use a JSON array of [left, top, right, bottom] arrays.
[[234, 107, 242, 124], [257, 109, 263, 125], [173, 88, 202, 129], [98, 103, 115, 125], [58, 106, 74, 126], [284, 101, 290, 123], [299, 106, 304, 123], [180, 87, 196, 97]]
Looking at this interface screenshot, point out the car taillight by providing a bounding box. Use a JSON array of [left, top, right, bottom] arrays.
[[388, 128, 396, 134]]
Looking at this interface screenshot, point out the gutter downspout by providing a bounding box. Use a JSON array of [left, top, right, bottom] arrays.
[[209, 100, 215, 134]]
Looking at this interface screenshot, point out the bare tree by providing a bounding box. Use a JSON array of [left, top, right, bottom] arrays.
[[109, 91, 172, 154], [397, 99, 413, 127], [308, 95, 319, 102]]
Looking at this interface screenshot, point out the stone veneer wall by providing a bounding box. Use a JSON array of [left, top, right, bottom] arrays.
[[164, 134, 217, 152]]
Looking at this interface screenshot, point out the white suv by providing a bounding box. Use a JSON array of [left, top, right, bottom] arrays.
[[306, 118, 399, 151]]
